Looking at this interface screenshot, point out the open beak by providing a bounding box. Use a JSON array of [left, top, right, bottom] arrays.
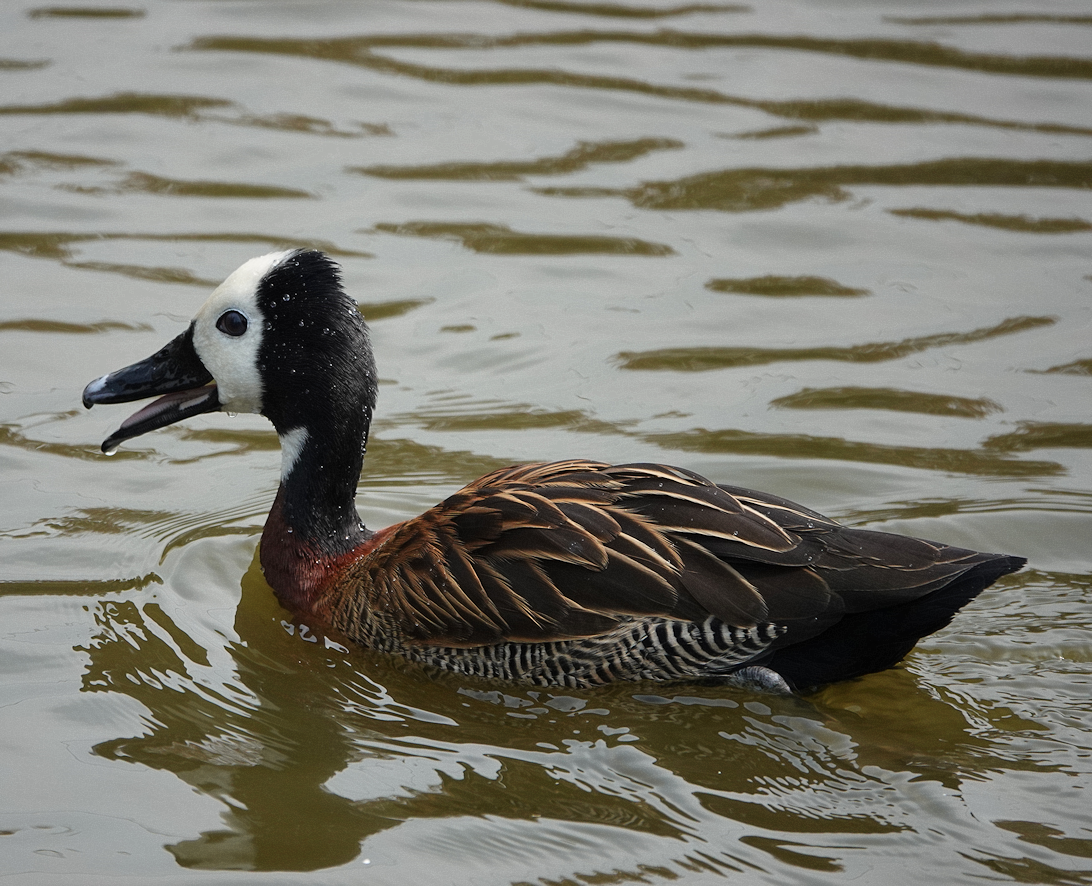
[[82, 324, 220, 453]]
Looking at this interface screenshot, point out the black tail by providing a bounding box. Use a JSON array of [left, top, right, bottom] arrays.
[[766, 555, 1026, 691]]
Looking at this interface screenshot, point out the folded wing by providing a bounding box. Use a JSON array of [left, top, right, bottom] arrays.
[[343, 461, 1016, 665]]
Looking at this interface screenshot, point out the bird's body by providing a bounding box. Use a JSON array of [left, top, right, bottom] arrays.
[[84, 250, 1025, 692]]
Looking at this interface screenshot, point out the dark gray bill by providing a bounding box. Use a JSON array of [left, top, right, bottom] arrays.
[[83, 324, 219, 453]]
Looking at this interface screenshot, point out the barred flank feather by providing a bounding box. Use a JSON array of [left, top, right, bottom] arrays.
[[390, 618, 786, 688]]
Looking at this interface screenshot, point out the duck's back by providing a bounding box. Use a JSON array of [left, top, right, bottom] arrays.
[[323, 461, 1024, 689]]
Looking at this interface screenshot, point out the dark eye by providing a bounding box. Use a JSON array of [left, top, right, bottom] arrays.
[[216, 310, 248, 337]]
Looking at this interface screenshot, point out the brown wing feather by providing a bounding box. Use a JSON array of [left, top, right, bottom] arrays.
[[335, 460, 1006, 650]]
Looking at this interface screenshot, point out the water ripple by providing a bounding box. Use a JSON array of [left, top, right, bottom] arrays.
[[188, 35, 1092, 134], [889, 208, 1092, 234], [612, 159, 1092, 212], [642, 428, 1063, 477], [706, 275, 869, 297], [0, 231, 372, 278], [770, 387, 1003, 419], [354, 136, 683, 180], [0, 91, 389, 136], [495, 0, 750, 18], [615, 315, 1056, 370], [27, 6, 144, 19], [373, 221, 674, 255], [192, 30, 1092, 80]]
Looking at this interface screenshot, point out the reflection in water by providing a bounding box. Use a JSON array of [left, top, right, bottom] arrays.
[[1039, 359, 1092, 377], [538, 158, 1092, 208], [621, 159, 1092, 212], [0, 92, 233, 118], [189, 30, 1092, 80], [62, 171, 314, 200], [727, 123, 819, 140], [890, 208, 1092, 234], [0, 92, 390, 137], [0, 574, 159, 597], [27, 6, 145, 19], [373, 221, 674, 255], [187, 34, 1092, 137], [494, 1, 751, 18], [47, 261, 219, 286], [0, 419, 158, 461], [73, 552, 1032, 873], [643, 427, 1062, 477], [355, 298, 433, 321], [770, 387, 1002, 419], [888, 14, 1092, 26], [615, 315, 1055, 370], [82, 566, 383, 871], [994, 821, 1092, 861], [0, 58, 48, 70], [1, 149, 117, 170], [0, 318, 145, 334], [970, 849, 1092, 884], [0, 231, 371, 282], [705, 276, 869, 297], [354, 137, 682, 181], [391, 404, 623, 436], [984, 423, 1092, 453]]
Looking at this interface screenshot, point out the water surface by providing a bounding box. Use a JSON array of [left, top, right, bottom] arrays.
[[1, 1, 1090, 883]]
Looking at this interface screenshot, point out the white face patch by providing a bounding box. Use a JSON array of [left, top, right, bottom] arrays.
[[191, 251, 292, 414]]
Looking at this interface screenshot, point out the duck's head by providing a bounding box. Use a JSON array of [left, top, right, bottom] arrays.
[[83, 249, 378, 460]]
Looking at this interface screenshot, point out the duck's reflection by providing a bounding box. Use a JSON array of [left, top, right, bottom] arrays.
[[79, 546, 1038, 873]]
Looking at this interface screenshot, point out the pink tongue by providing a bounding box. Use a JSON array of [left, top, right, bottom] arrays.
[[120, 387, 215, 430]]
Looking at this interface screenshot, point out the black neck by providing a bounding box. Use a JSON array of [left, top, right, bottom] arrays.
[[275, 411, 371, 557]]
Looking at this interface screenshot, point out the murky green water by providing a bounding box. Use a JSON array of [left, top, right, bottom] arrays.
[[2, 1, 1091, 882]]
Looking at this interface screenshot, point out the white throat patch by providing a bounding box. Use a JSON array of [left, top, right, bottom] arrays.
[[191, 251, 292, 415], [279, 426, 309, 480]]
